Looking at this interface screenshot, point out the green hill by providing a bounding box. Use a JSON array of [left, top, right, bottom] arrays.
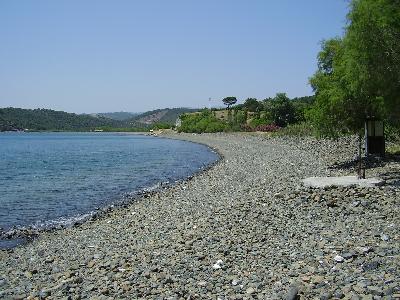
[[93, 111, 140, 121], [128, 108, 199, 126], [0, 107, 202, 132], [0, 107, 123, 131]]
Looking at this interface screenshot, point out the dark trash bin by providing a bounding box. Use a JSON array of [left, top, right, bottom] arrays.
[[365, 119, 385, 157]]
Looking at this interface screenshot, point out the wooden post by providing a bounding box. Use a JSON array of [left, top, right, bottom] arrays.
[[358, 133, 364, 179]]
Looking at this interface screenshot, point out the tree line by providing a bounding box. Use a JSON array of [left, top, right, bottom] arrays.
[[179, 94, 314, 133], [0, 108, 123, 131]]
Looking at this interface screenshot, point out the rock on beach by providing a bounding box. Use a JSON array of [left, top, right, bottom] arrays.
[[0, 133, 399, 299]]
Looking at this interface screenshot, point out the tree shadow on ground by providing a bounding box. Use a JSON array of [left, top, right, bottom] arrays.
[[328, 154, 400, 186], [379, 169, 400, 187]]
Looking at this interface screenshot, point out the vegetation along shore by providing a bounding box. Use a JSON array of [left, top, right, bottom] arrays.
[[1, 133, 399, 299]]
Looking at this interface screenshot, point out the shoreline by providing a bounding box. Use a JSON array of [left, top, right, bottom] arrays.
[[0, 133, 222, 250], [0, 133, 398, 299]]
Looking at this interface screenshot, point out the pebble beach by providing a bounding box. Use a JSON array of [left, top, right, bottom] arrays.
[[0, 133, 399, 299]]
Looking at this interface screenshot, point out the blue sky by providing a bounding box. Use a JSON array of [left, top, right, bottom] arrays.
[[0, 1, 349, 113]]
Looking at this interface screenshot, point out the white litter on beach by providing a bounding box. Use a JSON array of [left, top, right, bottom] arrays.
[[212, 259, 223, 269]]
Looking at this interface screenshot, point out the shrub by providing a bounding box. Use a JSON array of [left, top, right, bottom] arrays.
[[385, 124, 400, 143], [179, 110, 227, 133], [271, 122, 315, 137], [249, 117, 266, 128], [240, 124, 254, 132], [254, 124, 281, 132]]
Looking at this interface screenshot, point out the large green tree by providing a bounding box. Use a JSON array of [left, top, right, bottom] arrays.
[[243, 98, 262, 112], [222, 97, 237, 109], [265, 93, 296, 127], [309, 0, 400, 135], [309, 38, 361, 135]]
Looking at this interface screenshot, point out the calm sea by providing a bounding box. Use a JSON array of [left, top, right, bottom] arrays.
[[0, 132, 219, 248]]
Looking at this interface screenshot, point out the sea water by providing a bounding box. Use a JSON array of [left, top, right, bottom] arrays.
[[0, 132, 218, 248]]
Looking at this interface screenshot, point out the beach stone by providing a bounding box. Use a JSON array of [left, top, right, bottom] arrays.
[[312, 275, 324, 284], [363, 260, 381, 272], [357, 246, 373, 254], [212, 259, 223, 270], [198, 281, 207, 287], [367, 286, 384, 296], [87, 260, 96, 268], [246, 287, 256, 294], [320, 292, 332, 300], [334, 255, 345, 263], [334, 290, 345, 299], [342, 252, 355, 260], [285, 285, 300, 300], [231, 279, 240, 286], [0, 279, 7, 287], [380, 234, 390, 241]]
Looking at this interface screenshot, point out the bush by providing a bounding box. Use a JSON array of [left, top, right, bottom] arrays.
[[254, 124, 281, 132], [264, 93, 297, 127], [249, 117, 266, 128], [178, 110, 227, 133], [271, 122, 315, 137], [385, 124, 400, 143], [240, 124, 253, 132], [152, 123, 172, 130]]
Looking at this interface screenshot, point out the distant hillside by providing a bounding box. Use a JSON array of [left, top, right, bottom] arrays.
[[0, 107, 123, 131], [92, 111, 140, 121], [128, 108, 199, 125], [0, 107, 202, 132]]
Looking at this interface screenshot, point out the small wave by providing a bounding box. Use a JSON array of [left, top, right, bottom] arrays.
[[0, 212, 95, 242], [33, 212, 95, 229]]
